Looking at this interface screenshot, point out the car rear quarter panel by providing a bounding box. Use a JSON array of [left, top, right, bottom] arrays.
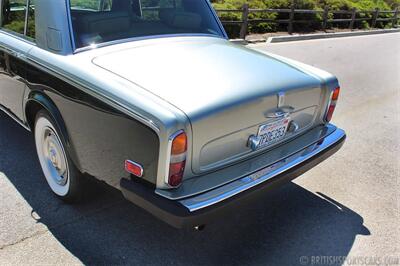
[[24, 65, 160, 188]]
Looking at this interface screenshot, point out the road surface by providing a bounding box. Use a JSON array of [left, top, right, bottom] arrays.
[[1, 32, 399, 265]]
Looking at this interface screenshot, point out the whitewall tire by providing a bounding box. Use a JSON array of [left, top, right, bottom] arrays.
[[34, 110, 83, 202]]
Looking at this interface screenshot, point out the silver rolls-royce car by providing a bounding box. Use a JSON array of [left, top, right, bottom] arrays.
[[0, 0, 345, 229]]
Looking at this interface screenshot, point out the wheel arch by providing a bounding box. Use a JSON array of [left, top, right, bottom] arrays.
[[25, 91, 82, 171]]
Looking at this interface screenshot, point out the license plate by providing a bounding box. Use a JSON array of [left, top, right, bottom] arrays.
[[256, 117, 290, 149]]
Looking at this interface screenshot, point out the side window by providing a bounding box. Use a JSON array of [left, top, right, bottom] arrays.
[[1, 0, 27, 35], [26, 0, 35, 39], [0, 51, 6, 72]]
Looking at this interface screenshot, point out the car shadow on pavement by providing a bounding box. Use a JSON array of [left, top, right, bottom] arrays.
[[0, 112, 370, 265]]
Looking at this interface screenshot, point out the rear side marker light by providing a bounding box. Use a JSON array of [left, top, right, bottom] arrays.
[[167, 131, 187, 187], [125, 160, 143, 178], [325, 87, 340, 122]]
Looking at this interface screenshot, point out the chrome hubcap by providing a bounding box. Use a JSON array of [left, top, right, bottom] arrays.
[[43, 127, 68, 186]]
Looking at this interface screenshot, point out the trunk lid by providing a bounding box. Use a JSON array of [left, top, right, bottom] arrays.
[[92, 37, 324, 174]]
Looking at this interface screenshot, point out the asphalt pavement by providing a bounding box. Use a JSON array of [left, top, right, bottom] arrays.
[[0, 32, 399, 265]]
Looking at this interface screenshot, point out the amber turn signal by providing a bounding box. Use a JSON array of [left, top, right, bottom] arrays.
[[331, 87, 340, 101], [171, 132, 187, 155], [168, 131, 187, 187]]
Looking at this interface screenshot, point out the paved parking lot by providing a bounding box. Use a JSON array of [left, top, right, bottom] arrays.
[[0, 33, 399, 265]]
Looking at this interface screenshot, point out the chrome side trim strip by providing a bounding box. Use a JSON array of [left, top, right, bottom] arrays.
[[0, 37, 159, 134], [23, 54, 160, 133], [179, 127, 345, 212], [0, 105, 31, 131]]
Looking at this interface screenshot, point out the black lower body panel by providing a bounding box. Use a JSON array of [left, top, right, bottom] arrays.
[[121, 132, 346, 228]]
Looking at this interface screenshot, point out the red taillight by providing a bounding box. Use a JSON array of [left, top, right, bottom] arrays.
[[125, 160, 143, 177], [167, 131, 187, 187], [169, 161, 186, 187], [325, 87, 340, 122], [325, 105, 336, 122]]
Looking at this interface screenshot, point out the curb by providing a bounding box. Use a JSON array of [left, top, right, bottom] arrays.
[[266, 28, 400, 43], [230, 39, 248, 45]]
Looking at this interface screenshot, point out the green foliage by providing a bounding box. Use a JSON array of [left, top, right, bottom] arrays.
[[210, 0, 396, 10], [3, 19, 24, 34], [211, 0, 399, 35], [1, 0, 398, 38]]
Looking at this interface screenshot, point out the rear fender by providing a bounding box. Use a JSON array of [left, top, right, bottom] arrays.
[[25, 91, 82, 171]]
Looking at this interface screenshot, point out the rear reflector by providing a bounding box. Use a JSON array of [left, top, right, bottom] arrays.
[[325, 87, 340, 122], [167, 131, 187, 187], [125, 160, 143, 177]]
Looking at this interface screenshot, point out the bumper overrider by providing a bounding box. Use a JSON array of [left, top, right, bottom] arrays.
[[121, 126, 346, 228]]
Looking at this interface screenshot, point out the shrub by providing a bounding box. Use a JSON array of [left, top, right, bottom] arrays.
[[210, 0, 398, 35]]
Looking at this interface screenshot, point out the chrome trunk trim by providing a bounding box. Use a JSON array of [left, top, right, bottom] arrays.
[[179, 126, 345, 212]]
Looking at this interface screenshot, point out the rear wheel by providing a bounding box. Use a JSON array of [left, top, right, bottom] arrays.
[[34, 110, 83, 202]]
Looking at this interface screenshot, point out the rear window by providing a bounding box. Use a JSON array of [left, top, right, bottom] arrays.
[[69, 0, 224, 49]]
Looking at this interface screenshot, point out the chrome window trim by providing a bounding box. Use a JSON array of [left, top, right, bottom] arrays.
[[178, 126, 345, 212], [137, 0, 143, 17], [0, 28, 28, 41], [73, 34, 227, 54], [0, 30, 37, 49], [23, 0, 30, 36], [0, 0, 3, 27], [65, 0, 77, 52], [24, 0, 36, 42], [205, 0, 228, 39]]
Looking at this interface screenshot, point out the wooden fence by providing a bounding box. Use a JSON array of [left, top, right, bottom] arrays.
[[215, 5, 399, 39]]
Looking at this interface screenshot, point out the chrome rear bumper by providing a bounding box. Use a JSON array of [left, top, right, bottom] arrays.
[[179, 127, 345, 212], [120, 125, 345, 228]]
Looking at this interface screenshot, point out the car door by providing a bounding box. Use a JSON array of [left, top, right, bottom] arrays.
[[0, 0, 33, 122]]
